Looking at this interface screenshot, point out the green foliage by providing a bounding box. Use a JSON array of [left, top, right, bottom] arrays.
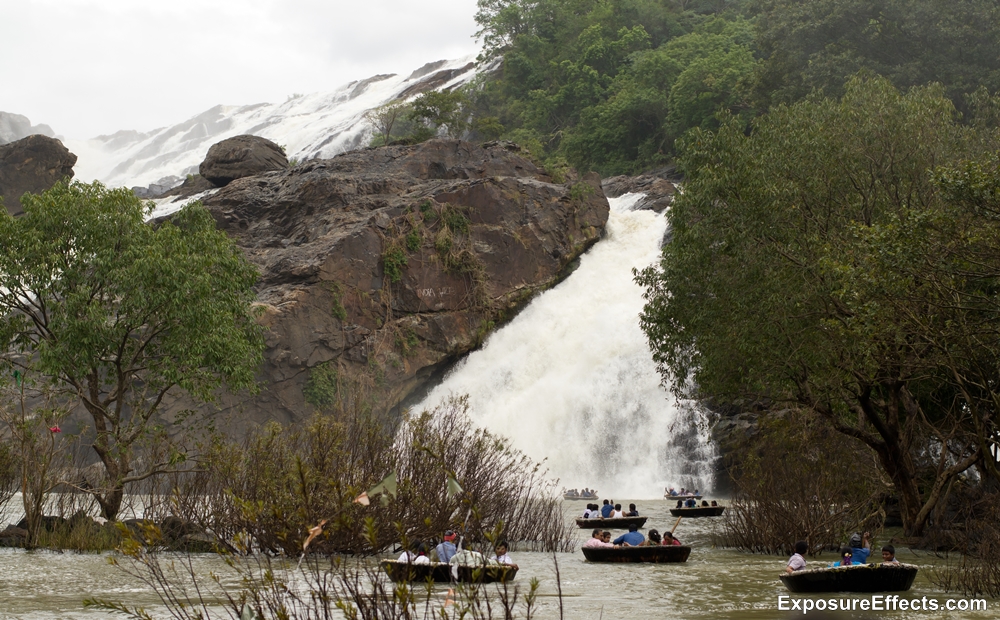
[[441, 204, 471, 234], [637, 75, 999, 536], [405, 228, 422, 251], [471, 0, 755, 173], [407, 90, 470, 139], [751, 0, 1000, 116], [382, 243, 409, 283], [329, 283, 348, 321], [304, 362, 339, 410], [569, 181, 596, 203], [0, 180, 265, 520], [394, 328, 420, 356]]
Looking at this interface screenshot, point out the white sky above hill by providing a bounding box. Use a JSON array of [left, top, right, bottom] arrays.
[[2, 0, 481, 140]]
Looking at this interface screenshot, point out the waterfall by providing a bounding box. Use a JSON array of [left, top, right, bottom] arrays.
[[415, 194, 716, 499]]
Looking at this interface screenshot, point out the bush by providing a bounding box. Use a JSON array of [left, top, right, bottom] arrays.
[[715, 410, 886, 556]]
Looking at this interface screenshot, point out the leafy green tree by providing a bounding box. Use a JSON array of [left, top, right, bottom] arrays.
[[637, 76, 998, 536], [0, 181, 265, 520], [751, 0, 1000, 115], [406, 90, 470, 140]]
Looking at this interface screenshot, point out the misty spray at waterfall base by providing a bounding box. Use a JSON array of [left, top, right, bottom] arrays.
[[416, 194, 716, 499]]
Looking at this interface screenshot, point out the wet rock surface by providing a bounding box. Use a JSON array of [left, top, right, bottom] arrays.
[[164, 138, 610, 425]]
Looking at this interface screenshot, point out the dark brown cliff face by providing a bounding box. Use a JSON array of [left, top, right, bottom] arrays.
[[179, 139, 609, 424], [0, 135, 76, 216]]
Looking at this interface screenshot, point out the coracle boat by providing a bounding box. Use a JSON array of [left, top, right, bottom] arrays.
[[582, 545, 691, 563], [663, 493, 702, 500], [668, 505, 726, 518], [563, 491, 598, 500], [379, 560, 518, 583], [575, 516, 648, 529], [780, 563, 918, 593]]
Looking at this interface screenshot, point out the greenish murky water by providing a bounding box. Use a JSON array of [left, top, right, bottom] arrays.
[[0, 499, 994, 619]]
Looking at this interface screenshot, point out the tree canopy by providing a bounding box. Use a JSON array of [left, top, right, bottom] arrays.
[[636, 75, 1000, 536], [465, 0, 1000, 176], [0, 181, 265, 519]]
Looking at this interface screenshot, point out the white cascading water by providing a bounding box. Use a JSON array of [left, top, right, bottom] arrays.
[[415, 193, 716, 499]]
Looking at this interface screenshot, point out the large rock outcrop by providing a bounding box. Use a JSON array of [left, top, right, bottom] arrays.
[[0, 134, 77, 216], [199, 134, 288, 187], [165, 139, 609, 425]]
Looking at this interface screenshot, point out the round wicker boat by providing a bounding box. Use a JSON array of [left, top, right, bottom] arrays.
[[780, 563, 918, 593], [379, 560, 518, 583], [582, 544, 691, 563], [575, 516, 648, 529], [668, 506, 725, 518]]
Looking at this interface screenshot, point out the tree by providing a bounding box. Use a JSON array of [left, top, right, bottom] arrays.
[[751, 0, 1000, 115], [363, 101, 408, 147], [0, 181, 265, 520], [407, 90, 470, 140], [637, 75, 998, 536]]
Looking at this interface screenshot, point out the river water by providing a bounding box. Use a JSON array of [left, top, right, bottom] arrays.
[[0, 499, 994, 619]]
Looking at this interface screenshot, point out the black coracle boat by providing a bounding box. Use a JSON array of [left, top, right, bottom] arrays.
[[575, 516, 648, 529], [379, 560, 518, 583], [582, 545, 691, 563], [780, 563, 918, 593], [668, 505, 726, 517]]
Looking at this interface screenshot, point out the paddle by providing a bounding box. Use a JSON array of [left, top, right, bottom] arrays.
[[670, 516, 682, 534]]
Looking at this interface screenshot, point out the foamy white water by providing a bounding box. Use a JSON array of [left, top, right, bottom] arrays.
[[416, 194, 716, 499]]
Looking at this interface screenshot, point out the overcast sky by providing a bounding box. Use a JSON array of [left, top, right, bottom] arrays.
[[3, 0, 482, 140]]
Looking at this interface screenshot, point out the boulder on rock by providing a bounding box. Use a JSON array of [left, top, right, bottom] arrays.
[[0, 134, 77, 216], [199, 134, 288, 187]]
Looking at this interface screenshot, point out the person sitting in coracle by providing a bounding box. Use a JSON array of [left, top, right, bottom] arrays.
[[701, 500, 710, 507], [662, 531, 682, 546], [600, 499, 614, 518], [831, 546, 864, 567], [583, 528, 614, 548], [710, 500, 718, 507], [613, 524, 645, 547], [881, 544, 900, 564], [684, 498, 697, 508], [493, 541, 516, 566], [848, 532, 872, 564], [413, 542, 431, 564], [676, 499, 684, 509], [626, 503, 639, 517], [398, 542, 430, 564], [641, 529, 662, 546], [583, 503, 598, 519], [434, 530, 458, 563], [786, 541, 808, 573], [610, 503, 625, 518]]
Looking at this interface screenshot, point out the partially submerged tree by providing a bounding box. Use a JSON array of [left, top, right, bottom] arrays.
[[0, 181, 265, 520], [637, 75, 1000, 537]]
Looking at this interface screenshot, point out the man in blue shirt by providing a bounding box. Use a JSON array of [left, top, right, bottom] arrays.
[[848, 532, 871, 564], [600, 499, 613, 518], [434, 530, 457, 563], [612, 524, 645, 546]]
